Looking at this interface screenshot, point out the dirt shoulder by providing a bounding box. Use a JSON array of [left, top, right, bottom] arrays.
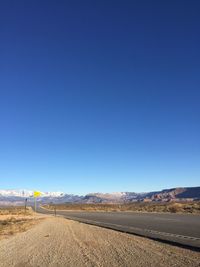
[[0, 217, 199, 267]]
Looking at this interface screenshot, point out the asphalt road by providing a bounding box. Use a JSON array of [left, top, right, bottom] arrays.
[[37, 207, 200, 250]]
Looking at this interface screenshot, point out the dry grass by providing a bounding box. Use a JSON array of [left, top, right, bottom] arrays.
[[0, 206, 43, 239], [44, 201, 200, 214], [0, 206, 32, 216]]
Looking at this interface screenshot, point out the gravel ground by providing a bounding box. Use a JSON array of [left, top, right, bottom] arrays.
[[0, 217, 199, 267]]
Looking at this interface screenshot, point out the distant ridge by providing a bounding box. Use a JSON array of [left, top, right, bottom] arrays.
[[0, 187, 199, 205]]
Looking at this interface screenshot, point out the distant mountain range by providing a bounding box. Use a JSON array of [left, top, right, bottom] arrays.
[[0, 187, 199, 205], [0, 190, 64, 198]]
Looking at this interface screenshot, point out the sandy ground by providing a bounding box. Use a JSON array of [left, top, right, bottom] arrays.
[[0, 217, 199, 267]]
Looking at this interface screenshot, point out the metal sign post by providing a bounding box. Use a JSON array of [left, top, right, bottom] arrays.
[[54, 205, 57, 216], [33, 191, 41, 212], [34, 197, 37, 212], [24, 198, 27, 214]]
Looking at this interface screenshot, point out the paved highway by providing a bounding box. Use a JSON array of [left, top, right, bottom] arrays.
[[38, 207, 200, 250]]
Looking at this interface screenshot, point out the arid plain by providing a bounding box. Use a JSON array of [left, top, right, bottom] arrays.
[[0, 207, 199, 267]]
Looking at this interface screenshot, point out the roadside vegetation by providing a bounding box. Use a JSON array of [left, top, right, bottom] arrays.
[[0, 206, 32, 216], [0, 206, 42, 239], [44, 201, 200, 214]]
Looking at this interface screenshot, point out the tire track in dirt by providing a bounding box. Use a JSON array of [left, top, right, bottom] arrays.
[[68, 222, 102, 267]]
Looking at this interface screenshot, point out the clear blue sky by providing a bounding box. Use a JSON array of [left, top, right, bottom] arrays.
[[0, 1, 199, 194]]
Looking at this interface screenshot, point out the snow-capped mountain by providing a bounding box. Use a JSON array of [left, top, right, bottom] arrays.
[[0, 189, 33, 197], [0, 187, 199, 205], [0, 189, 64, 198], [0, 189, 82, 205]]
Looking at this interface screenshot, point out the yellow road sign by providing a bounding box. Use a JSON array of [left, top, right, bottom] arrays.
[[33, 191, 41, 198]]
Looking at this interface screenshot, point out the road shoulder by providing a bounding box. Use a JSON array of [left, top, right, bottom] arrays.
[[0, 217, 199, 267]]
